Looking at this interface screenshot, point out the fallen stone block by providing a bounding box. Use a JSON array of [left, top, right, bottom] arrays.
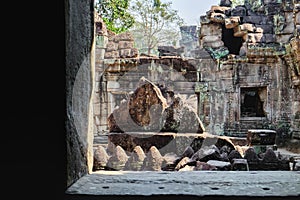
[[194, 161, 217, 171], [141, 146, 164, 171], [228, 149, 243, 163], [191, 144, 221, 162], [108, 77, 205, 133], [106, 145, 129, 170], [124, 145, 146, 171], [161, 152, 180, 171], [231, 158, 249, 171], [175, 156, 191, 171], [207, 160, 231, 170], [93, 145, 110, 171]]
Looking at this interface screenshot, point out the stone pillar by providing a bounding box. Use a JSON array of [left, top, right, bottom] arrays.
[[65, 0, 95, 187], [94, 15, 109, 135]]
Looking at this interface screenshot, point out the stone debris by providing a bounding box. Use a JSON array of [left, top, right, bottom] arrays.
[[124, 145, 146, 171], [207, 160, 231, 170], [94, 142, 294, 171], [194, 161, 218, 171], [244, 147, 261, 163], [175, 157, 191, 171], [262, 148, 279, 163], [219, 145, 231, 161], [107, 77, 167, 133], [231, 158, 249, 171], [108, 77, 205, 133], [291, 156, 300, 171], [180, 146, 195, 158], [228, 149, 243, 163], [161, 95, 205, 133], [220, 0, 232, 7], [141, 146, 164, 171], [93, 145, 110, 171], [178, 165, 195, 171], [161, 152, 180, 171], [191, 145, 221, 162], [106, 145, 129, 170], [243, 147, 290, 170]]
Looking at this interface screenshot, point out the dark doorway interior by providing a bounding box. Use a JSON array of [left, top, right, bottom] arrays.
[[241, 87, 266, 117]]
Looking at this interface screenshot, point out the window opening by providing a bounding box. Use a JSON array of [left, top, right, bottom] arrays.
[[221, 24, 243, 55], [240, 87, 266, 118], [65, 0, 300, 197]]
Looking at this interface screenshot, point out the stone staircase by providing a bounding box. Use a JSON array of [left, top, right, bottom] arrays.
[[224, 118, 267, 137]]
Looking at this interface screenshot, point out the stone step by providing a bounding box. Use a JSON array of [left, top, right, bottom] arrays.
[[224, 131, 247, 138], [94, 135, 109, 145]]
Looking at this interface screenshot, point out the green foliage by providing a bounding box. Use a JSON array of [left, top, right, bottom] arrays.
[[205, 47, 229, 60], [95, 0, 135, 34], [263, 121, 291, 147], [129, 0, 184, 55], [231, 0, 245, 7], [275, 122, 291, 147]]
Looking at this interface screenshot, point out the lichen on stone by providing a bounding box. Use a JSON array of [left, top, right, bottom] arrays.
[[204, 47, 230, 60]]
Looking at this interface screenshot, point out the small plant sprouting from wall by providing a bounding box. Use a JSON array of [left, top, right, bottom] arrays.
[[231, 0, 245, 7], [275, 122, 291, 147], [262, 121, 291, 147]]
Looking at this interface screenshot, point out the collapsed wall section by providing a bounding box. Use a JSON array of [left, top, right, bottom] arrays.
[[195, 0, 300, 137]]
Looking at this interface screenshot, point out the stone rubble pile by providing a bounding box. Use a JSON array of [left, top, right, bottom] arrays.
[[93, 143, 293, 171]]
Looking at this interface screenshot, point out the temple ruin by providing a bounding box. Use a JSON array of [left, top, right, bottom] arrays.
[[65, 0, 300, 196], [94, 0, 300, 141]]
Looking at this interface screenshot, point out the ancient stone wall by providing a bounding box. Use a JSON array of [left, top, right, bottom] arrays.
[[94, 0, 300, 141], [196, 0, 300, 137], [94, 18, 204, 136], [94, 17, 141, 135], [65, 0, 95, 187], [179, 25, 200, 57], [65, 0, 300, 192]]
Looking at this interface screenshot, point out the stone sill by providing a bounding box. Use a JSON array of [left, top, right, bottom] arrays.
[[240, 117, 267, 121], [65, 171, 300, 197]]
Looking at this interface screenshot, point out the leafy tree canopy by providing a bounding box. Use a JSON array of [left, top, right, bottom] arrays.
[[129, 0, 184, 55], [95, 0, 135, 34]]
